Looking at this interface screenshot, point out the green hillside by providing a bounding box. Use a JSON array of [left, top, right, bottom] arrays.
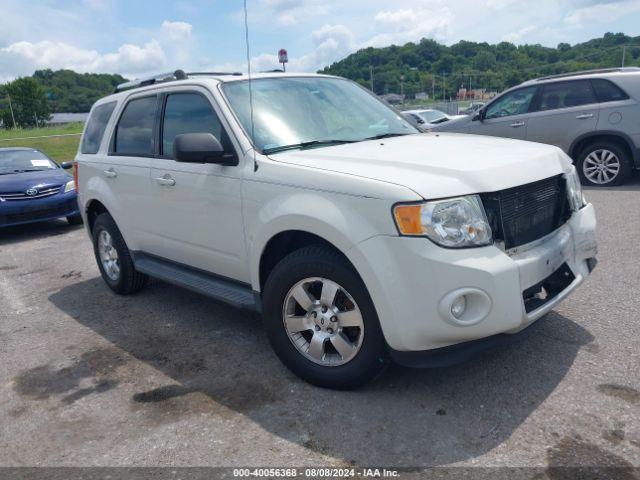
[[33, 69, 127, 113], [320, 32, 640, 100]]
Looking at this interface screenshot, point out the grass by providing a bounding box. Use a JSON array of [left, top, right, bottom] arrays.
[[0, 123, 83, 162]]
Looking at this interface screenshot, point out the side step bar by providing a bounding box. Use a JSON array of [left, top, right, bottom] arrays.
[[133, 253, 260, 312]]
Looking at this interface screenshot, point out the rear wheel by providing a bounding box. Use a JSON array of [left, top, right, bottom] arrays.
[[263, 245, 386, 389], [576, 141, 632, 186], [92, 213, 147, 294]]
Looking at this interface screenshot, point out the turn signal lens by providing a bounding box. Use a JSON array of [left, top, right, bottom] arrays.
[[393, 204, 423, 235]]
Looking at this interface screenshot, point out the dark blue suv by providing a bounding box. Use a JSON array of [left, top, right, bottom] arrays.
[[0, 147, 81, 228]]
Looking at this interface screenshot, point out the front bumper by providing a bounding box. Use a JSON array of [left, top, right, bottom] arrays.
[[0, 191, 79, 228], [348, 203, 597, 352]]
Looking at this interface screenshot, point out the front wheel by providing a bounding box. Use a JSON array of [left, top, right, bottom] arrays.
[[576, 142, 632, 186], [262, 245, 386, 389]]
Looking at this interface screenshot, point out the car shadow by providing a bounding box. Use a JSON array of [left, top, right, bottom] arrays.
[[48, 277, 594, 467], [0, 219, 82, 246]]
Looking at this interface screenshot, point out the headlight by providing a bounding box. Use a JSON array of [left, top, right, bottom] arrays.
[[393, 195, 493, 248], [565, 166, 585, 211], [64, 180, 76, 193]]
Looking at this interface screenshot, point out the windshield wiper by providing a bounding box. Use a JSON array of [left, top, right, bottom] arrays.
[[264, 139, 356, 154], [359, 132, 411, 141]]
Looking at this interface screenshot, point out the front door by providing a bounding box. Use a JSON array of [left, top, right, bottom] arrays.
[[146, 89, 247, 282], [468, 85, 539, 140]]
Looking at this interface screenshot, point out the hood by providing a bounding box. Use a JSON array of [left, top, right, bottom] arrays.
[[0, 169, 71, 193], [269, 133, 570, 199]]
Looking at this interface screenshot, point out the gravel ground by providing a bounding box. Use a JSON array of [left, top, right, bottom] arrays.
[[0, 178, 639, 473]]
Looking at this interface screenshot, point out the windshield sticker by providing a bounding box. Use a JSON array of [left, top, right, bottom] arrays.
[[30, 159, 50, 167]]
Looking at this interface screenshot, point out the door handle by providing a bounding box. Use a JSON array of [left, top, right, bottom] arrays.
[[103, 168, 117, 178], [510, 121, 525, 128], [576, 113, 594, 119], [154, 174, 176, 186]]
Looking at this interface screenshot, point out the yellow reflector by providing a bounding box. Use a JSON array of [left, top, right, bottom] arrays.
[[393, 204, 423, 235]]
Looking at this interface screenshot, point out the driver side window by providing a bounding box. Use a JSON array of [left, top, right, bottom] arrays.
[[485, 86, 538, 119]]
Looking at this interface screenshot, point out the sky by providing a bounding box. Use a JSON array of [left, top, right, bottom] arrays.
[[0, 0, 639, 82]]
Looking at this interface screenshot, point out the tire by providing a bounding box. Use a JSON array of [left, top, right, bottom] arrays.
[[576, 141, 632, 187], [66, 214, 83, 225], [92, 213, 147, 295], [262, 245, 386, 389]]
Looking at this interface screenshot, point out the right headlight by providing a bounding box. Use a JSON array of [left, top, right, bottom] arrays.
[[393, 195, 493, 248], [565, 166, 586, 211]]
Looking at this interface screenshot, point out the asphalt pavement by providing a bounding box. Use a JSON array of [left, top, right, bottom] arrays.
[[1, 178, 639, 473]]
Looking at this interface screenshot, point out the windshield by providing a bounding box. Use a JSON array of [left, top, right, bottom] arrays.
[[418, 110, 447, 123], [0, 150, 58, 175], [222, 77, 418, 153]]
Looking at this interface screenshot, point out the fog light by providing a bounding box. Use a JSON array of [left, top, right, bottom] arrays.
[[451, 295, 467, 319]]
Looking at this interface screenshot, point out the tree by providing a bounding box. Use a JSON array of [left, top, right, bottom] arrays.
[[0, 77, 50, 128]]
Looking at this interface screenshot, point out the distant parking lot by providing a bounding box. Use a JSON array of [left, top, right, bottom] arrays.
[[1, 180, 639, 471]]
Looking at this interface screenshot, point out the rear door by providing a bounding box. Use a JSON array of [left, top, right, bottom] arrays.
[[526, 80, 599, 153], [467, 85, 538, 140], [104, 94, 158, 250], [147, 88, 247, 282]]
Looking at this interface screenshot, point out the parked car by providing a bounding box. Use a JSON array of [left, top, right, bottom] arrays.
[[403, 109, 465, 126], [458, 102, 485, 115], [0, 148, 81, 228], [432, 68, 640, 186], [76, 71, 597, 389]]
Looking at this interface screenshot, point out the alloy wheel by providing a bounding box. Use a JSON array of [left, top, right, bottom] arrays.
[[282, 277, 364, 366], [98, 230, 120, 281], [583, 149, 620, 185]]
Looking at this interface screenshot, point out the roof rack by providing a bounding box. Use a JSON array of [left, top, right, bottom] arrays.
[[114, 69, 243, 93], [534, 67, 640, 82]]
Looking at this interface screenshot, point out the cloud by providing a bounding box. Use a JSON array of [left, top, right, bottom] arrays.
[[161, 20, 193, 41], [255, 0, 331, 26], [564, 0, 640, 24], [502, 26, 537, 43], [0, 39, 166, 80], [366, 4, 453, 47]]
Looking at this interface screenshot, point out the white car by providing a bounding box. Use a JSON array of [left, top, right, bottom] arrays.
[[76, 71, 597, 389], [403, 108, 465, 125]]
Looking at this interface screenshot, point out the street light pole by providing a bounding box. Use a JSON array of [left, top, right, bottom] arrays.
[[370, 65, 374, 92]]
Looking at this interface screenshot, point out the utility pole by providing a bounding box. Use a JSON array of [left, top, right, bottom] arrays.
[[622, 45, 627, 67], [369, 65, 374, 92], [7, 94, 17, 129], [400, 75, 405, 102], [441, 72, 446, 102], [432, 75, 435, 101]]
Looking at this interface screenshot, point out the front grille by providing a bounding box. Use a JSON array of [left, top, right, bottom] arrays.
[[481, 175, 570, 250], [0, 185, 61, 201]]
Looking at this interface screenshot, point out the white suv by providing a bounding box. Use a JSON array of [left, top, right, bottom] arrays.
[[76, 71, 597, 389]]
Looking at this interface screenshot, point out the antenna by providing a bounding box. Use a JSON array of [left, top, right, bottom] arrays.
[[243, 0, 258, 172]]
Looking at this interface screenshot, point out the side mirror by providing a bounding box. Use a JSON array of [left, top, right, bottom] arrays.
[[173, 133, 237, 166], [60, 161, 73, 170], [473, 110, 484, 122]]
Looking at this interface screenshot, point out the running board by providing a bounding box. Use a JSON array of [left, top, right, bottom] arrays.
[[133, 253, 260, 312]]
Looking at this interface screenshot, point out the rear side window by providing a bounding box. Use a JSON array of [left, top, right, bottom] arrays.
[[591, 79, 629, 103], [537, 80, 597, 111], [81, 102, 116, 154], [161, 93, 227, 157], [114, 96, 157, 156]]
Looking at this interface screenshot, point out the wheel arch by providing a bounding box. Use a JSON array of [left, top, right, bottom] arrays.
[[257, 229, 360, 293], [569, 131, 638, 168], [86, 199, 109, 233]]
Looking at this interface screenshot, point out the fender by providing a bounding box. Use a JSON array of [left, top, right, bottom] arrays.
[[247, 190, 396, 291]]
